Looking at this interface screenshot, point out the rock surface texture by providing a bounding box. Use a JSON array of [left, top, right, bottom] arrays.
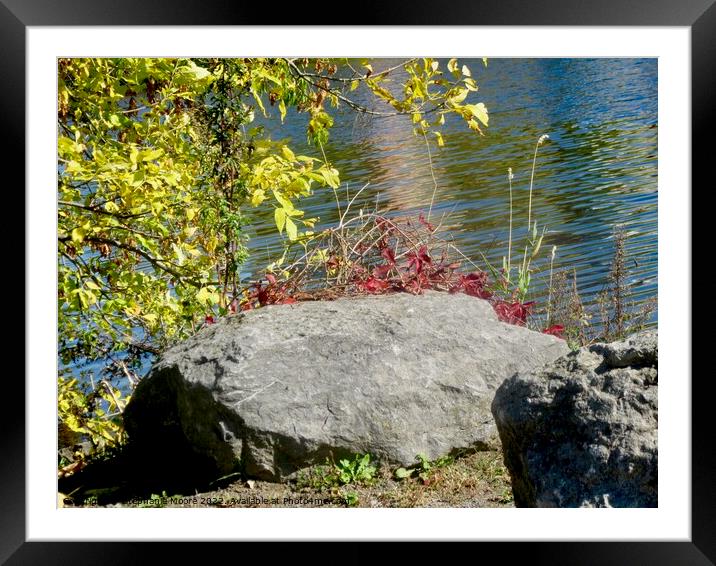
[[491, 331, 658, 507], [124, 291, 568, 483]]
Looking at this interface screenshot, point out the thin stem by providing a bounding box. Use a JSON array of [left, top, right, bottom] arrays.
[[507, 169, 513, 278], [423, 130, 439, 222], [527, 145, 539, 234], [527, 134, 549, 236], [547, 246, 556, 326], [339, 183, 371, 228]]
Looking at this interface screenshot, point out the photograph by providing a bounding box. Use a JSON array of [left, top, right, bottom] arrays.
[[11, 12, 706, 561], [56, 56, 658, 510]]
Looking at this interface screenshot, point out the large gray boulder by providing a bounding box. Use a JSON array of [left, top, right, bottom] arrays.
[[491, 331, 658, 507], [124, 291, 568, 483]]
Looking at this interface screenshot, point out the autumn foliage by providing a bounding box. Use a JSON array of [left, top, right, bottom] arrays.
[[227, 210, 553, 332]]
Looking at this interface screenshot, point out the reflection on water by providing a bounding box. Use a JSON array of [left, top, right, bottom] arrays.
[[246, 58, 657, 326]]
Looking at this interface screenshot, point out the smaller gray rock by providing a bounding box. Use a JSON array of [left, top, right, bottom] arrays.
[[491, 331, 658, 508]]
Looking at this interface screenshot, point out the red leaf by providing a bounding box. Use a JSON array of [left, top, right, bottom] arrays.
[[381, 247, 396, 264], [417, 245, 432, 265], [359, 276, 390, 294], [449, 270, 492, 299], [492, 300, 534, 326], [418, 213, 436, 233], [205, 316, 215, 325], [406, 246, 432, 274], [542, 324, 565, 339]]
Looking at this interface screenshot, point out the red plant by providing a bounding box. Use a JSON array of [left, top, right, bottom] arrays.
[[230, 213, 545, 333], [241, 273, 297, 310], [492, 299, 535, 326], [449, 271, 492, 299], [542, 324, 565, 339], [356, 276, 391, 294], [405, 245, 432, 274]]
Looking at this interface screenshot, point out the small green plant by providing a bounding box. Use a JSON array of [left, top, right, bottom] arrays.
[[335, 453, 377, 485], [341, 491, 360, 507], [296, 464, 339, 492], [394, 453, 454, 483], [297, 453, 377, 491]]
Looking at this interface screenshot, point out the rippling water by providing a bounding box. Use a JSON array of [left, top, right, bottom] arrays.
[[245, 58, 658, 329]]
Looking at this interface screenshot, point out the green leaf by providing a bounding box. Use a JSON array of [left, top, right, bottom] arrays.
[[394, 467, 412, 479]]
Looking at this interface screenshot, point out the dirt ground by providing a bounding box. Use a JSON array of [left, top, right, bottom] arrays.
[[82, 448, 514, 509]]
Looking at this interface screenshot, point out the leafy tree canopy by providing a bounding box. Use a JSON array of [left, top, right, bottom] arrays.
[[57, 57, 488, 450]]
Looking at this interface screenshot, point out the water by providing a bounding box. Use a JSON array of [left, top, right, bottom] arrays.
[[244, 58, 658, 327], [62, 58, 658, 404]]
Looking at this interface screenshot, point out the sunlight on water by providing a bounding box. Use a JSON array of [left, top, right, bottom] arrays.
[[243, 58, 658, 327]]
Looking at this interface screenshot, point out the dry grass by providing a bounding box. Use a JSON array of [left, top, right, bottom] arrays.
[[76, 448, 515, 509]]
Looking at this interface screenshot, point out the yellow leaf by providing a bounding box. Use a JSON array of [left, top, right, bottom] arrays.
[[467, 102, 489, 127], [447, 58, 458, 73], [71, 227, 86, 244], [433, 131, 444, 147], [139, 148, 164, 162], [281, 145, 296, 162], [274, 207, 286, 233], [285, 217, 298, 241], [273, 190, 294, 211], [449, 89, 468, 105], [461, 65, 471, 77], [250, 189, 266, 207]]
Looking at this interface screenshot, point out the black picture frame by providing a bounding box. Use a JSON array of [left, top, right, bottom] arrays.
[[9, 1, 709, 562]]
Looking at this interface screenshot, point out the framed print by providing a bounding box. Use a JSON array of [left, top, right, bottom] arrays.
[[11, 0, 711, 562]]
